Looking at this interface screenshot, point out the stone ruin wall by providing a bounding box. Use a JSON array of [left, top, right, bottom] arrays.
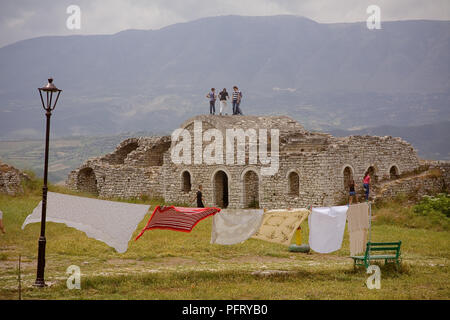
[[376, 160, 450, 201], [66, 116, 450, 209], [161, 119, 423, 209], [161, 118, 284, 208], [247, 134, 419, 208], [0, 161, 30, 196], [428, 160, 450, 193], [66, 162, 164, 199], [321, 135, 421, 204], [377, 171, 445, 201], [66, 136, 170, 199]]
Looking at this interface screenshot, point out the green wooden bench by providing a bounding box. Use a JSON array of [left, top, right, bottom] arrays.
[[351, 241, 402, 270]]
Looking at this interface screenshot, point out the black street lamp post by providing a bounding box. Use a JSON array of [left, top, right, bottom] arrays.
[[34, 78, 62, 287]]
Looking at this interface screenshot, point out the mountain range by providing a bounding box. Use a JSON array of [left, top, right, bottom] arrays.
[[0, 15, 449, 146]]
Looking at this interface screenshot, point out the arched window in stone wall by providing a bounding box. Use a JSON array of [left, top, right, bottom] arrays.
[[390, 165, 399, 179], [77, 167, 98, 196], [343, 166, 353, 189], [288, 171, 300, 196], [182, 171, 192, 193], [213, 170, 229, 208], [243, 170, 259, 208], [366, 166, 378, 183]]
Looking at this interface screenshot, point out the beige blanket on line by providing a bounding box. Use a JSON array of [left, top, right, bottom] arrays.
[[347, 202, 369, 256], [252, 208, 310, 246]]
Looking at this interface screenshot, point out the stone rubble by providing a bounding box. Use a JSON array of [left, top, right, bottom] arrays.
[[0, 161, 29, 196]]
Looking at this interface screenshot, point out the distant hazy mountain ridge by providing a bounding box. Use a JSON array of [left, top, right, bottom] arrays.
[[0, 15, 448, 140]]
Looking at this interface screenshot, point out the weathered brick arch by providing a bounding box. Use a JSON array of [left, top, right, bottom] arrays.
[[180, 169, 192, 193], [76, 167, 98, 195], [389, 164, 400, 179], [211, 168, 231, 208], [364, 165, 379, 183], [240, 167, 260, 208], [110, 141, 139, 165], [341, 164, 355, 189], [286, 169, 300, 197]]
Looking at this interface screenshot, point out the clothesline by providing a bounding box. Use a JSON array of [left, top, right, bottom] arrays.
[[21, 192, 371, 255]]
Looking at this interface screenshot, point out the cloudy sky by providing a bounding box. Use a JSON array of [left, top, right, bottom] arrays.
[[1, 0, 449, 47]]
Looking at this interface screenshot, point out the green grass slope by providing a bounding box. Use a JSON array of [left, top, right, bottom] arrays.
[[0, 180, 449, 300]]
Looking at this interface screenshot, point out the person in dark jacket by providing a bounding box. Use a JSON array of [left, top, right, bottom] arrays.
[[218, 88, 229, 115], [192, 185, 205, 208]]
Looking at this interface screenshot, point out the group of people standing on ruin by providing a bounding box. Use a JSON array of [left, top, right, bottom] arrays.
[[206, 86, 243, 116], [205, 85, 373, 206], [348, 172, 372, 204]]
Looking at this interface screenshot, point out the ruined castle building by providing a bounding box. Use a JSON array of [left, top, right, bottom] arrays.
[[66, 115, 447, 209], [0, 161, 28, 195]]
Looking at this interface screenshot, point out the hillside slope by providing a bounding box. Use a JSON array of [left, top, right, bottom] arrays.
[[0, 15, 449, 138]]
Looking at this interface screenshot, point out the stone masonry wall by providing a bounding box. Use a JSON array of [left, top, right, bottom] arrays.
[[67, 116, 435, 209], [321, 135, 421, 204], [377, 170, 446, 201], [67, 161, 164, 199], [66, 136, 170, 199], [0, 161, 28, 196], [428, 160, 450, 193], [163, 119, 421, 209]]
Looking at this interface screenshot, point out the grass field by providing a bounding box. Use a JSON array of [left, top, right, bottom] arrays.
[[0, 185, 449, 300]]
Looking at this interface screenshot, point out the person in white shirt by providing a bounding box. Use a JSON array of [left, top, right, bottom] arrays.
[[218, 88, 229, 115]]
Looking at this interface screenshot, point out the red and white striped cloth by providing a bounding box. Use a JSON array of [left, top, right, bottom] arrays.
[[135, 206, 221, 240]]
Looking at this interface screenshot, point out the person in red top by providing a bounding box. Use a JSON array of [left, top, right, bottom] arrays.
[[363, 173, 371, 201]]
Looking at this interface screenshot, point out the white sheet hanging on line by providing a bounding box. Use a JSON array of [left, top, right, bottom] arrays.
[[22, 192, 150, 253], [308, 205, 348, 254], [210, 209, 264, 245]]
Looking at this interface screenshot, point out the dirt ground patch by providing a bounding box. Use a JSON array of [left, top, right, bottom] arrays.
[[107, 256, 200, 267]]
